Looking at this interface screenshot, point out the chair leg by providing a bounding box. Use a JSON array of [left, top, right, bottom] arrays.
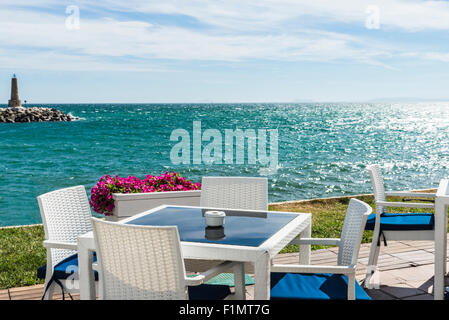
[[347, 274, 356, 300], [42, 281, 56, 300], [442, 235, 447, 278], [364, 233, 381, 288], [96, 280, 102, 300], [233, 263, 246, 300]]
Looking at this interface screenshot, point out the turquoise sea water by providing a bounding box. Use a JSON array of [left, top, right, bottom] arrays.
[[1, 102, 449, 226]]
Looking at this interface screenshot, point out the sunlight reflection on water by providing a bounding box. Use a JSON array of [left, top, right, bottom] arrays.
[[1, 102, 449, 225]]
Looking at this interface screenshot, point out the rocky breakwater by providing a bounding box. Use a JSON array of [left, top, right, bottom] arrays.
[[0, 107, 79, 123]]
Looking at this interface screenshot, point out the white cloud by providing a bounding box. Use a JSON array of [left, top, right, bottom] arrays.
[[0, 1, 449, 71], [0, 7, 393, 68], [92, 0, 449, 31], [423, 52, 449, 63]]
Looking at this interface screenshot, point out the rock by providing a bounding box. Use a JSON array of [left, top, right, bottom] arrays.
[[0, 107, 79, 123]]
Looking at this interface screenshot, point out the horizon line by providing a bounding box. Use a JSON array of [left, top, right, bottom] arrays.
[[2, 100, 449, 105]]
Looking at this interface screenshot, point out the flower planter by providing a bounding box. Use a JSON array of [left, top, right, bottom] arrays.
[[107, 190, 201, 221], [90, 172, 201, 220]]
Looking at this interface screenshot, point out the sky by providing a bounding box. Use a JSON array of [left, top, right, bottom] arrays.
[[1, 0, 449, 103]]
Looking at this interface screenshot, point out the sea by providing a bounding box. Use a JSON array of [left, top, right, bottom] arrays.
[[1, 102, 449, 226]]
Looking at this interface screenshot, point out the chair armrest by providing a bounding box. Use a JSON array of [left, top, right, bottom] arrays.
[[376, 201, 434, 209], [271, 264, 356, 275], [185, 261, 237, 286], [290, 238, 340, 246], [385, 191, 436, 198], [43, 240, 78, 250]]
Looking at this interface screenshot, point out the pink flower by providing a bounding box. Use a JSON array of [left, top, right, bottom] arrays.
[[90, 172, 201, 215]]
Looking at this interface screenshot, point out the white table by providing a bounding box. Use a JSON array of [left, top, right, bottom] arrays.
[[434, 179, 449, 300], [78, 205, 312, 300]]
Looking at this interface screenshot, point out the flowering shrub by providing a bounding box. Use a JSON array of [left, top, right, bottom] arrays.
[[90, 172, 201, 215]]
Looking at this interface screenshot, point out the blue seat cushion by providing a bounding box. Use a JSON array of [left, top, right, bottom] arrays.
[[37, 253, 98, 281], [38, 254, 229, 299], [365, 213, 434, 231], [188, 284, 231, 300], [270, 272, 371, 300]]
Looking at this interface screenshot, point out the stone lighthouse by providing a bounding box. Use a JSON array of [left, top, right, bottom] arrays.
[[8, 74, 22, 108]]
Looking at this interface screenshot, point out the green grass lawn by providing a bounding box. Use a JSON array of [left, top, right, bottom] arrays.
[[0, 192, 438, 289], [0, 225, 46, 289]]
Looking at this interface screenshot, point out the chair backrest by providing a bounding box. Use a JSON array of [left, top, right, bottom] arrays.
[[366, 164, 387, 214], [337, 198, 372, 266], [37, 185, 92, 267], [91, 218, 188, 300], [200, 177, 268, 211]]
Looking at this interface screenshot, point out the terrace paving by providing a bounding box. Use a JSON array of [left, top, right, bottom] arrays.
[[1, 239, 448, 300]]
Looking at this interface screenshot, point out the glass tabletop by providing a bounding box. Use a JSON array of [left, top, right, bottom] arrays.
[[126, 206, 299, 247]]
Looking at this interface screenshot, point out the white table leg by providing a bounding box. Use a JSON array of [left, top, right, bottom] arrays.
[[299, 216, 312, 265], [233, 263, 246, 300], [253, 252, 270, 300], [78, 238, 96, 300], [434, 201, 446, 300]]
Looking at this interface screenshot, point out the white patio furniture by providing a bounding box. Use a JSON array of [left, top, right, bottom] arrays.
[[270, 198, 372, 300], [184, 176, 269, 273], [363, 164, 436, 288], [91, 218, 235, 300], [200, 176, 268, 211], [434, 179, 449, 300], [36, 185, 97, 299], [78, 205, 312, 300]]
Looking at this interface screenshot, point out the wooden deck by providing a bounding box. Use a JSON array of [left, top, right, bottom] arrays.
[[1, 240, 448, 300]]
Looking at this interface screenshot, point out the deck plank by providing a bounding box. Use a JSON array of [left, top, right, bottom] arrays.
[[4, 240, 448, 300]]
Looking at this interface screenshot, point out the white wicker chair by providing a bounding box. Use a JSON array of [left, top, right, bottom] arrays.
[[200, 176, 268, 211], [184, 177, 268, 272], [363, 164, 436, 287], [37, 185, 96, 299], [91, 218, 236, 300], [270, 198, 372, 300], [183, 176, 268, 294]]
